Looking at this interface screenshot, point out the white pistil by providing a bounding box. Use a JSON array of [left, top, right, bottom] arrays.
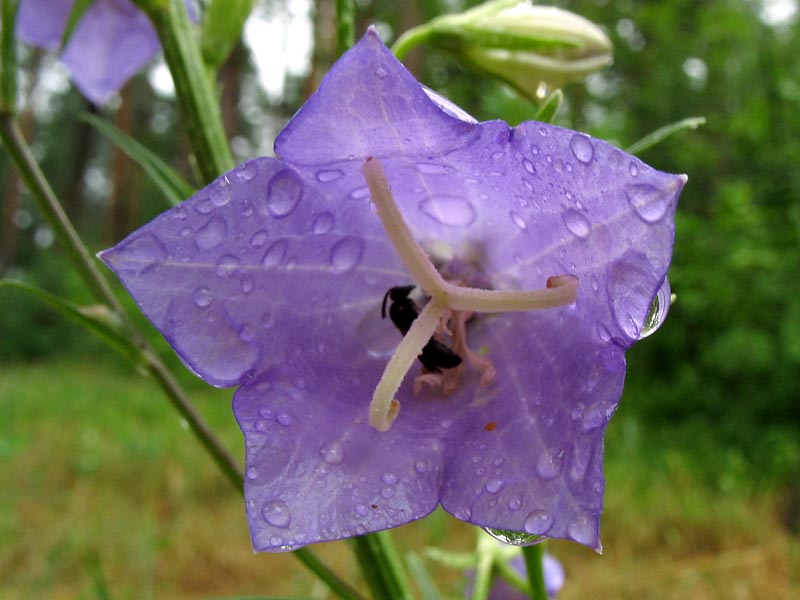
[[362, 158, 580, 432], [370, 297, 447, 431]]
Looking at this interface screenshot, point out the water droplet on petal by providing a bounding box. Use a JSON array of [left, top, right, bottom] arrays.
[[582, 403, 608, 432], [175, 206, 188, 220], [485, 479, 504, 493], [330, 236, 364, 272], [320, 440, 344, 464], [522, 159, 536, 174], [237, 162, 258, 180], [625, 183, 673, 223], [195, 216, 227, 251], [491, 150, 504, 160], [380, 485, 396, 499], [262, 499, 292, 528], [416, 162, 452, 175], [246, 466, 258, 480], [639, 277, 671, 339], [241, 275, 255, 294], [215, 254, 240, 277], [349, 186, 370, 199], [276, 412, 292, 426], [524, 509, 554, 535], [563, 208, 591, 239], [375, 66, 387, 78], [568, 513, 596, 546], [382, 473, 398, 484], [250, 230, 269, 248], [629, 162, 639, 177], [313, 211, 335, 234], [262, 239, 288, 268], [510, 211, 527, 230], [193, 286, 213, 307], [209, 183, 231, 206], [355, 503, 369, 516], [266, 170, 303, 218], [316, 169, 343, 182], [414, 460, 428, 473], [536, 451, 562, 480], [419, 196, 476, 227], [508, 496, 522, 511], [484, 527, 541, 546], [570, 134, 594, 164]]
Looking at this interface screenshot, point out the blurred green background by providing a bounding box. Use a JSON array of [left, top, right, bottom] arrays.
[[1, 0, 798, 598]]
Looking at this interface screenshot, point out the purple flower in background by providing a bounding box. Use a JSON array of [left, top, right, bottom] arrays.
[[16, 0, 170, 105], [99, 30, 685, 552]]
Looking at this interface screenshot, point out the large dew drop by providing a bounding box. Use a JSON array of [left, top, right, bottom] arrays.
[[639, 277, 671, 339], [524, 509, 554, 535], [483, 527, 542, 546]]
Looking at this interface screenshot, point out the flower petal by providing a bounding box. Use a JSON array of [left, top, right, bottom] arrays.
[[99, 158, 406, 387], [234, 362, 451, 550], [275, 28, 476, 166]]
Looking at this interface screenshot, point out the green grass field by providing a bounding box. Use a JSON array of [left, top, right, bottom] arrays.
[[1, 356, 797, 599]]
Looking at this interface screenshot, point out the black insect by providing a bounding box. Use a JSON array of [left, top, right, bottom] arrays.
[[381, 285, 462, 373]]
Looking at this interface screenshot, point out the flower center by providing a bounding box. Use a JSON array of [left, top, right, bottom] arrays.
[[362, 158, 578, 432]]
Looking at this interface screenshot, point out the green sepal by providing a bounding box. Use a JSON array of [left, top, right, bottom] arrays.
[[0, 279, 142, 364], [200, 0, 254, 70], [626, 116, 706, 155], [82, 112, 195, 206]]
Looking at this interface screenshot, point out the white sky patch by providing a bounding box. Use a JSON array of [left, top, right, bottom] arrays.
[[760, 0, 798, 26], [244, 0, 314, 100], [148, 58, 175, 97]]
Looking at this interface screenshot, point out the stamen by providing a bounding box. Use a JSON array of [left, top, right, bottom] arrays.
[[362, 158, 444, 294], [442, 276, 578, 312], [362, 157, 580, 431], [369, 297, 447, 431]]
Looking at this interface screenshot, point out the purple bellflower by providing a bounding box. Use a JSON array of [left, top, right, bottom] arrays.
[[99, 30, 685, 553], [16, 0, 169, 105]]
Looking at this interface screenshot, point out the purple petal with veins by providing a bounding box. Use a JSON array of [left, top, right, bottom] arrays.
[[99, 30, 685, 552]]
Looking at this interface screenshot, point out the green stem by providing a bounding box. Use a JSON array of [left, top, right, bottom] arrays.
[[0, 0, 19, 112], [0, 116, 122, 310], [335, 0, 355, 57], [470, 543, 494, 600], [391, 23, 435, 60], [350, 532, 413, 600], [146, 0, 234, 184], [521, 544, 548, 600], [0, 113, 358, 600], [293, 548, 366, 600]]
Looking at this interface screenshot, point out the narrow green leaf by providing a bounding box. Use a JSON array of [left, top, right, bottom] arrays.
[[0, 280, 141, 362], [60, 0, 95, 52], [0, 0, 19, 112], [406, 552, 443, 600], [626, 116, 706, 155], [201, 0, 254, 69], [82, 112, 194, 205], [533, 89, 563, 124]]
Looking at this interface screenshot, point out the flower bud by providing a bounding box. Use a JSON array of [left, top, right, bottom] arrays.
[[406, 0, 612, 98]]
